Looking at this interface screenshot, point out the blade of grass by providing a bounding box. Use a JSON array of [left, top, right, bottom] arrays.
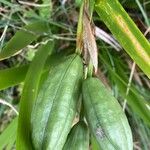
[[134, 116, 150, 150], [0, 0, 13, 7], [95, 0, 150, 78], [0, 65, 28, 90], [129, 109, 150, 150], [39, 0, 52, 18], [135, 0, 150, 26], [0, 51, 67, 90], [119, 0, 150, 10], [0, 21, 51, 60], [0, 117, 18, 150], [16, 41, 54, 150]]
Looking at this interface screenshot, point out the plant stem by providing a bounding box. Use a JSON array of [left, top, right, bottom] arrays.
[[79, 100, 85, 121], [87, 61, 93, 78], [76, 0, 84, 54]]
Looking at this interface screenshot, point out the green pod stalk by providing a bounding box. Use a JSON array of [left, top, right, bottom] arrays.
[[31, 54, 83, 150], [82, 77, 133, 150], [63, 121, 89, 150], [95, 0, 150, 79]]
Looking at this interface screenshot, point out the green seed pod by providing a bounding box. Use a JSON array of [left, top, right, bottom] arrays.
[[31, 54, 83, 150], [63, 121, 89, 150], [82, 77, 133, 150]]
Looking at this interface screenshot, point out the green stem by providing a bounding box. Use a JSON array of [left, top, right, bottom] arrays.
[[79, 100, 85, 121], [76, 0, 84, 54], [87, 61, 93, 78]]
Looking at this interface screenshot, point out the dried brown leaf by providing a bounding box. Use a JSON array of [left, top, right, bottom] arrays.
[[83, 10, 98, 73]]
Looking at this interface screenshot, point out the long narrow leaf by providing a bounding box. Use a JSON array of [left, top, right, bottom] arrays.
[[16, 41, 54, 150], [95, 0, 150, 78], [0, 117, 18, 150], [0, 65, 28, 90], [0, 21, 50, 60], [0, 52, 66, 90]]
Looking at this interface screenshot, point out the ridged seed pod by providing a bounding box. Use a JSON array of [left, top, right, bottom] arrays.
[[63, 121, 89, 150], [82, 77, 133, 150], [31, 54, 83, 150]]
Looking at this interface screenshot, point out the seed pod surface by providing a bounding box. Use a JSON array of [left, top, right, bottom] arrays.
[[63, 121, 89, 150], [31, 54, 83, 150], [82, 77, 133, 150]]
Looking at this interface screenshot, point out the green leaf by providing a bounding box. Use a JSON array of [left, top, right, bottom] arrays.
[[0, 65, 28, 90], [0, 21, 50, 60], [0, 117, 18, 150], [89, 0, 95, 19], [91, 136, 99, 150], [133, 114, 150, 150], [39, 0, 52, 18], [16, 41, 54, 150], [0, 0, 12, 7], [75, 0, 82, 7], [95, 0, 150, 78], [0, 51, 67, 90]]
